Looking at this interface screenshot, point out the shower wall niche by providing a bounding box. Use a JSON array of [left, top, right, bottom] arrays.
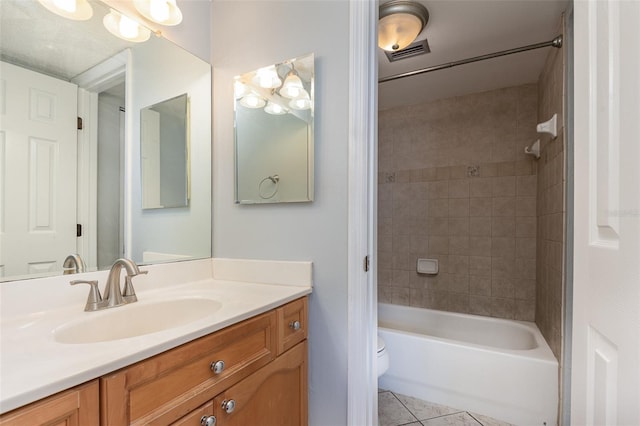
[[378, 84, 540, 321]]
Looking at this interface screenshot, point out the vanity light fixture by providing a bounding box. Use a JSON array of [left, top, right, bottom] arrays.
[[253, 67, 282, 89], [239, 92, 266, 109], [37, 0, 93, 20], [264, 101, 287, 115], [103, 9, 151, 43], [378, 0, 429, 52], [133, 0, 183, 26]]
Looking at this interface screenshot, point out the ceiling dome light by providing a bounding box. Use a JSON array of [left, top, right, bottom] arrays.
[[253, 67, 282, 89], [280, 73, 305, 99], [37, 0, 93, 20], [264, 101, 287, 115], [240, 93, 266, 109], [133, 0, 183, 26], [103, 9, 151, 43], [378, 0, 429, 52]]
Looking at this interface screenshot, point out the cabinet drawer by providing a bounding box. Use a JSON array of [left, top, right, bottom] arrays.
[[101, 311, 276, 425], [277, 297, 308, 355]]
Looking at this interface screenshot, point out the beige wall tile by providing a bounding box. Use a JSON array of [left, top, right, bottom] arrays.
[[516, 216, 537, 238], [470, 295, 492, 315], [449, 236, 470, 255], [517, 175, 537, 197], [491, 237, 516, 258], [492, 216, 516, 237], [469, 197, 493, 217], [449, 198, 470, 217], [470, 178, 493, 198], [469, 237, 492, 256], [470, 217, 492, 236], [492, 197, 516, 216], [449, 217, 470, 236], [492, 176, 517, 197], [449, 179, 470, 198], [428, 217, 449, 236]]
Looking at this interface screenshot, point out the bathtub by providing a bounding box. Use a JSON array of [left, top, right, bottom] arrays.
[[378, 303, 558, 426]]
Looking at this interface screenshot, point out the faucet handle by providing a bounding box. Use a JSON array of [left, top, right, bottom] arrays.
[[70, 280, 102, 311]]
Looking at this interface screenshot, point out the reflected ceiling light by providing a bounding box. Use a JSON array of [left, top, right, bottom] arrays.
[[37, 0, 93, 20], [133, 0, 183, 26], [240, 93, 266, 109], [289, 91, 311, 111], [378, 0, 429, 52], [103, 9, 151, 43], [280, 72, 305, 99], [253, 67, 282, 89], [264, 101, 287, 115]]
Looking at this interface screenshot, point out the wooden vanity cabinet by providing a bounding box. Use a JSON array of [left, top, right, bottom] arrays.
[[0, 298, 307, 426], [101, 297, 308, 426], [0, 380, 99, 426]]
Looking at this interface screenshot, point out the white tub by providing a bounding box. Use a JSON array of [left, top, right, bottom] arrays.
[[378, 303, 558, 426]]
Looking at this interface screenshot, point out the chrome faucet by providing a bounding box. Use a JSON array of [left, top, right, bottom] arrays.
[[63, 254, 86, 275], [70, 258, 147, 311], [102, 258, 147, 308]]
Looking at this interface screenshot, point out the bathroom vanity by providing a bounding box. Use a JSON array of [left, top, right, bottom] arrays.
[[0, 259, 312, 426]]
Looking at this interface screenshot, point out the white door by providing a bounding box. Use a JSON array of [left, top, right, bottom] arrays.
[[0, 61, 78, 278], [571, 1, 640, 425]]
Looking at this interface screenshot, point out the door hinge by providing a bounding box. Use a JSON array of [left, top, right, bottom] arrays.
[[76, 224, 82, 237], [364, 255, 370, 272], [77, 117, 83, 130]]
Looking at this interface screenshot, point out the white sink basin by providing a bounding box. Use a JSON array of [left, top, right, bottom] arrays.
[[53, 298, 222, 344]]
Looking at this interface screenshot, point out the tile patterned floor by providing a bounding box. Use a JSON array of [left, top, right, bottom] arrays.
[[378, 390, 514, 426]]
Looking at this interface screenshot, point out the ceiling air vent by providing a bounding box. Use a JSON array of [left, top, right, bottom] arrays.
[[385, 38, 431, 62]]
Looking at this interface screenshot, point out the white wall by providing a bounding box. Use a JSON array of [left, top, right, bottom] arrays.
[[211, 1, 351, 425]]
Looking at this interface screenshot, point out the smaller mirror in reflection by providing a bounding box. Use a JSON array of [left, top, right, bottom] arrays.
[[141, 93, 190, 209], [234, 53, 314, 204]]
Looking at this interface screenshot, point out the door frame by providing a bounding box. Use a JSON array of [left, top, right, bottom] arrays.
[[72, 50, 129, 269], [347, 0, 378, 424]]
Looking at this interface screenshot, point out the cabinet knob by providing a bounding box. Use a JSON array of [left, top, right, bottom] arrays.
[[200, 415, 216, 426], [289, 320, 301, 331], [210, 360, 225, 374], [221, 399, 236, 414]]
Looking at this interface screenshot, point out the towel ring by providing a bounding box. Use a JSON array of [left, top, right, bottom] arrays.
[[259, 174, 280, 199]]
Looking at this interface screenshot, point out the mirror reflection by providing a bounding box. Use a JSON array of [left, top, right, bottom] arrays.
[[0, 0, 211, 282], [141, 93, 190, 210], [234, 53, 314, 204]]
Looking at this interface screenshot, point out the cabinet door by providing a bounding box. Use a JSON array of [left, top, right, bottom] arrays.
[[214, 341, 307, 426], [0, 380, 99, 426]]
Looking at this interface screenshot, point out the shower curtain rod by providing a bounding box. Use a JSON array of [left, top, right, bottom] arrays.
[[379, 35, 563, 84]]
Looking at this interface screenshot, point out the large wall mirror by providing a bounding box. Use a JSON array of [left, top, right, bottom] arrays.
[[234, 53, 314, 204], [0, 0, 212, 282]]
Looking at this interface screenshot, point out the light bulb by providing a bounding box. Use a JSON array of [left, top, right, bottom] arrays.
[[234, 81, 248, 99], [119, 14, 139, 39], [53, 0, 76, 13], [264, 101, 287, 115], [150, 0, 170, 23], [240, 93, 266, 109], [253, 67, 282, 89], [289, 92, 311, 111]]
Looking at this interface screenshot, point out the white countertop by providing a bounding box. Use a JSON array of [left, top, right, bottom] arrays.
[[0, 258, 312, 414]]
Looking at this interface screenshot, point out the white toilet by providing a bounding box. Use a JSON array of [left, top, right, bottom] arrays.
[[377, 335, 389, 377]]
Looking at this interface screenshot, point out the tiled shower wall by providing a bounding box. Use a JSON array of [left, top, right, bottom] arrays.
[[535, 28, 566, 359], [378, 85, 539, 321]]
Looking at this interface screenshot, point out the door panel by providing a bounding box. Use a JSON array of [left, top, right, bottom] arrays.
[[0, 61, 78, 278], [572, 1, 640, 424]]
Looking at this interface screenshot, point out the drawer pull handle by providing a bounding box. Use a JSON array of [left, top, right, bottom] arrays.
[[289, 320, 301, 331], [222, 399, 236, 414], [210, 360, 225, 374], [200, 415, 216, 426]]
